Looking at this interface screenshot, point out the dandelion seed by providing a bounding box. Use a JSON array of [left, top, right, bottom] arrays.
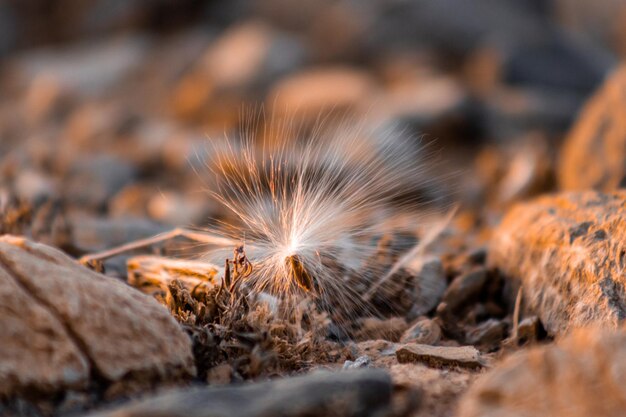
[[200, 112, 447, 320]]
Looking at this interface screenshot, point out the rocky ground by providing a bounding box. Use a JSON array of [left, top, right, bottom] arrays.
[[3, 1, 626, 416]]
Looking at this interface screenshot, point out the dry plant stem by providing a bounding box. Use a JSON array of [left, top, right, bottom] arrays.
[[222, 245, 253, 294], [511, 286, 523, 341], [79, 228, 236, 264], [502, 286, 523, 349]]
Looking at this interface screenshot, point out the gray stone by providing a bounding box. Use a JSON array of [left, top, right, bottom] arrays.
[[88, 369, 393, 417], [11, 36, 150, 95], [68, 215, 165, 253], [410, 257, 448, 318], [65, 155, 137, 209], [342, 355, 371, 370]]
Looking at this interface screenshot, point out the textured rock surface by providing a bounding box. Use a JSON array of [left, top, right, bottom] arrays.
[[0, 263, 89, 397], [0, 235, 194, 396], [458, 326, 626, 417], [489, 191, 626, 335], [87, 369, 393, 417], [558, 65, 626, 191]]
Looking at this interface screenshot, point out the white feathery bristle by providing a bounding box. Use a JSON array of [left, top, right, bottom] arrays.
[[201, 115, 442, 312]]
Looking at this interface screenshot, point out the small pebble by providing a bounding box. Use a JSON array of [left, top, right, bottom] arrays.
[[400, 319, 442, 345], [343, 355, 371, 370]]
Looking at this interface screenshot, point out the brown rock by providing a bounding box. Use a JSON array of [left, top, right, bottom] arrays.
[[458, 326, 626, 417], [516, 316, 544, 344], [109, 183, 153, 218], [267, 67, 376, 121], [489, 190, 626, 334], [206, 364, 233, 386], [440, 268, 489, 314], [558, 65, 626, 191], [0, 263, 89, 397], [390, 363, 474, 417], [354, 317, 408, 342], [170, 21, 305, 122], [62, 103, 135, 151], [146, 190, 209, 226], [369, 75, 467, 130], [396, 344, 487, 370], [14, 169, 58, 204], [400, 318, 442, 345], [22, 75, 73, 126], [200, 21, 304, 91], [475, 133, 553, 206], [465, 319, 507, 348], [0, 235, 194, 393], [127, 255, 219, 296]]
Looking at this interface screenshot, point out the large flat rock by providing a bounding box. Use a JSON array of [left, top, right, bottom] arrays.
[[0, 235, 195, 397], [489, 191, 626, 334]]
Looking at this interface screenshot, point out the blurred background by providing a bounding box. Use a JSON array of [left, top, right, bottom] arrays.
[[0, 0, 623, 260]]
